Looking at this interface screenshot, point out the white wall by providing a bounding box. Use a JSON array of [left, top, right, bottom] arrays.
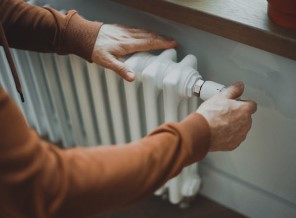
[[45, 0, 296, 217]]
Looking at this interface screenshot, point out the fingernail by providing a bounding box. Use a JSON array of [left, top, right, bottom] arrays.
[[126, 72, 135, 81]]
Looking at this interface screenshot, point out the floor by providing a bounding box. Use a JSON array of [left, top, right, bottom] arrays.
[[96, 195, 246, 218]]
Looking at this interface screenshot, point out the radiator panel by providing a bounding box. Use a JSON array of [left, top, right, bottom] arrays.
[[86, 63, 113, 145], [0, 48, 203, 205]]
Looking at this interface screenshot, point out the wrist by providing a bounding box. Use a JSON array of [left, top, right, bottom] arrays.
[[59, 11, 103, 62], [179, 112, 211, 164]]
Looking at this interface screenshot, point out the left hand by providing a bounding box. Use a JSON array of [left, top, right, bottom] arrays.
[[91, 24, 177, 82], [196, 82, 257, 152]]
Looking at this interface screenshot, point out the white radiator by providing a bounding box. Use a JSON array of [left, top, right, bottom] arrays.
[[0, 47, 225, 205]]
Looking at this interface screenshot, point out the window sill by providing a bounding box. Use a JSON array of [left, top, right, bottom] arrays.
[[113, 0, 296, 61]]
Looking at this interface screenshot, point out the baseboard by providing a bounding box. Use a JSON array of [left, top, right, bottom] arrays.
[[199, 163, 296, 218]]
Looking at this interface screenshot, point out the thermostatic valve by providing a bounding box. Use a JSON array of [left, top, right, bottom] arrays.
[[193, 79, 225, 101]]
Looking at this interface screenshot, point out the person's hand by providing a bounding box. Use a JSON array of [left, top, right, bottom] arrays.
[[196, 81, 257, 152], [91, 24, 177, 82]]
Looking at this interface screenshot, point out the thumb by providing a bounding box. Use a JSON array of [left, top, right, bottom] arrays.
[[221, 81, 244, 99], [106, 55, 135, 82]]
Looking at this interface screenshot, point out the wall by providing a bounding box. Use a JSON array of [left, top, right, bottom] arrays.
[[42, 0, 296, 217]]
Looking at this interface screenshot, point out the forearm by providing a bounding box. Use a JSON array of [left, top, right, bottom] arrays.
[[57, 114, 209, 217], [0, 0, 102, 61]]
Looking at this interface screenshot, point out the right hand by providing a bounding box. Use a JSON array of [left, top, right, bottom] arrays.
[[196, 81, 257, 152]]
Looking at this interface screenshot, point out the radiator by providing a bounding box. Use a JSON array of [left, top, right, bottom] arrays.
[[1, 37, 227, 209]]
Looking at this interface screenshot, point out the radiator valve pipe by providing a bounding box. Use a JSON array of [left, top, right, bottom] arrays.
[[193, 79, 225, 101]]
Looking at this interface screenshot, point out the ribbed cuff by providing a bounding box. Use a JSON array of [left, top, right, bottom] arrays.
[[61, 11, 102, 62], [178, 112, 211, 164]]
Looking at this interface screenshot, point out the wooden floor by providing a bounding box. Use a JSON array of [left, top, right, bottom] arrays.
[[96, 195, 246, 218]]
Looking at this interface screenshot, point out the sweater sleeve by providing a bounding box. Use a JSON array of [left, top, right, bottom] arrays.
[[0, 88, 210, 218], [0, 0, 102, 62]]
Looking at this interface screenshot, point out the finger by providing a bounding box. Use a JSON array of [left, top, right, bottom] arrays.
[[124, 35, 177, 52], [132, 31, 176, 41], [243, 100, 257, 114], [105, 55, 135, 82], [221, 81, 244, 99], [126, 27, 151, 34], [113, 24, 139, 30], [246, 117, 253, 132]]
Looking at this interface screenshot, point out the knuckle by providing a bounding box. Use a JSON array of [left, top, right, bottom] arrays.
[[246, 120, 252, 131], [101, 57, 113, 69], [237, 111, 249, 122], [242, 131, 248, 140], [116, 65, 128, 77], [245, 101, 257, 113], [230, 143, 239, 151], [117, 45, 129, 55], [244, 113, 252, 121]]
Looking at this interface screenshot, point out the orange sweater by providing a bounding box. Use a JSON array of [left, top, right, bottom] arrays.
[[0, 1, 210, 218]]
